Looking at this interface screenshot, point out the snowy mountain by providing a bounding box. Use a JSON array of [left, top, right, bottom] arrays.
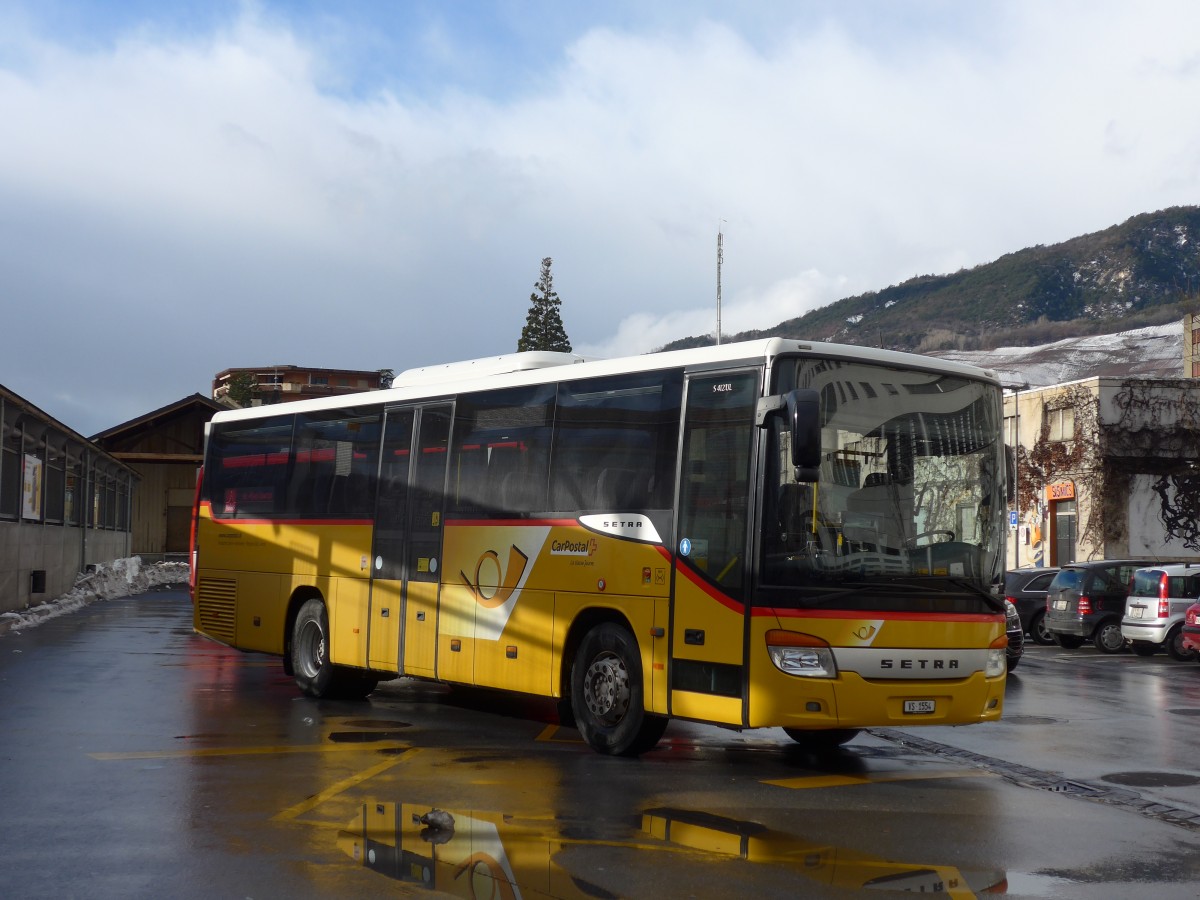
[[932, 322, 1184, 388]]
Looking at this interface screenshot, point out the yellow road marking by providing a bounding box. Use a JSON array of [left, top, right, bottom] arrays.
[[272, 749, 419, 821], [765, 768, 992, 790], [90, 742, 410, 760]]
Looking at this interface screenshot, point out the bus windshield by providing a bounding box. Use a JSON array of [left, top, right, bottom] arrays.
[[760, 357, 1004, 611]]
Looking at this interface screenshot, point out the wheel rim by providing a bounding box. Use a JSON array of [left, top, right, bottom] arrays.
[[297, 619, 326, 679], [1033, 617, 1052, 644], [583, 651, 630, 726], [1100, 624, 1123, 652]]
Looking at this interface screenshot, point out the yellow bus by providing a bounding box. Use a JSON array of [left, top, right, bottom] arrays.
[[192, 338, 1008, 755]]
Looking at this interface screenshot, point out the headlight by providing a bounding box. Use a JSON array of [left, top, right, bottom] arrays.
[[985, 644, 1007, 678], [766, 630, 837, 678]]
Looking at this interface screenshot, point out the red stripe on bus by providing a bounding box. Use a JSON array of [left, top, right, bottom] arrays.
[[445, 518, 580, 528], [674, 561, 744, 614]]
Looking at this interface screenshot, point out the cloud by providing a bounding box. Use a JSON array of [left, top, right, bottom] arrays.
[[1, 1, 1200, 436]]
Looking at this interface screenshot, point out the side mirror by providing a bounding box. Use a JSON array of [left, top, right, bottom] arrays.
[[787, 389, 821, 482], [757, 390, 821, 482]]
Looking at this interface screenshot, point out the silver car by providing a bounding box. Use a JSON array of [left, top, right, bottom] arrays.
[[1121, 564, 1200, 660]]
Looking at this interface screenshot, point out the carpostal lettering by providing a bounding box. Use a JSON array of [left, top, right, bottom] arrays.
[[880, 658, 960, 671], [551, 537, 597, 557]]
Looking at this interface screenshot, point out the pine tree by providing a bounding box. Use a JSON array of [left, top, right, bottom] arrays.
[[518, 257, 572, 352]]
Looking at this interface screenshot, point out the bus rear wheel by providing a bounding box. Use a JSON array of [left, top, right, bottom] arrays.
[[292, 598, 378, 700], [571, 623, 667, 756]]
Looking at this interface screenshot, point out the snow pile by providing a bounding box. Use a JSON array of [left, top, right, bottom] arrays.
[[0, 557, 188, 635]]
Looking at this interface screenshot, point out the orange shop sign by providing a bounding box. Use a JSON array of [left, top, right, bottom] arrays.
[[1046, 481, 1075, 501]]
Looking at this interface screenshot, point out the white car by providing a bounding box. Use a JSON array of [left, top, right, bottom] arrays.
[[1121, 563, 1200, 660]]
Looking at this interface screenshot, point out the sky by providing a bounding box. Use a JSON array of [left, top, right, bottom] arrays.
[[2, 0, 1199, 437]]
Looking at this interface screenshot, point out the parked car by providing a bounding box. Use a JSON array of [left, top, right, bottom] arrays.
[[1044, 559, 1156, 653], [1121, 564, 1200, 660], [1004, 598, 1024, 670], [1003, 567, 1060, 645], [1182, 602, 1200, 658]]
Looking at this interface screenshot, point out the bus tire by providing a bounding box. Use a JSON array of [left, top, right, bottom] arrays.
[[292, 598, 337, 698], [292, 599, 379, 700], [571, 623, 666, 756]]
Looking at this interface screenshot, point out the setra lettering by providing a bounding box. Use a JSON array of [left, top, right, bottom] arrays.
[[880, 658, 959, 670]]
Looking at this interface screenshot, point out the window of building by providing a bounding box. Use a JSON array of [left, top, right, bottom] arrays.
[[1003, 414, 1017, 447], [1046, 406, 1075, 442], [0, 425, 20, 520], [44, 441, 65, 524]]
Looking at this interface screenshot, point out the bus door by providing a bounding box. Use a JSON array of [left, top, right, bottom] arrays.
[[368, 403, 452, 677], [670, 369, 760, 724]]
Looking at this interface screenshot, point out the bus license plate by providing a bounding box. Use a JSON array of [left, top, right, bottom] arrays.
[[904, 700, 936, 715]]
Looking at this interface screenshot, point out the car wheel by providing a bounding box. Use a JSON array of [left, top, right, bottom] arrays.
[[1055, 634, 1084, 649], [1093, 619, 1125, 654], [1006, 655, 1020, 671], [1029, 611, 1056, 645], [1166, 625, 1198, 662]]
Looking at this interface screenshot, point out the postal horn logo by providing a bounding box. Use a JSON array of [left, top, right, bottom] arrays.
[[461, 545, 529, 609]]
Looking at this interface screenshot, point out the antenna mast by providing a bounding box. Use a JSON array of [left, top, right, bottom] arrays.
[[716, 224, 724, 345]]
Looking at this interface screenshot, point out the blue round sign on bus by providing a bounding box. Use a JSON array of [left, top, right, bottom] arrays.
[[679, 538, 692, 557]]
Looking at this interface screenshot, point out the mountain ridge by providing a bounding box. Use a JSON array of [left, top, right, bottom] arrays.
[[661, 206, 1200, 356]]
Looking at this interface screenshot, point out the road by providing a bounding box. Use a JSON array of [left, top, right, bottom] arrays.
[[1, 588, 1199, 899]]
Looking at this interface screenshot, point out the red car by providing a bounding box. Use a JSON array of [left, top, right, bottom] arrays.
[[1183, 602, 1200, 658]]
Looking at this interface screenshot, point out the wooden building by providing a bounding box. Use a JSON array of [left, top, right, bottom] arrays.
[[92, 394, 224, 559]]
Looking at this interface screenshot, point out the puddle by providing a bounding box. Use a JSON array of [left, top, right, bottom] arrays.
[[1102, 771, 1200, 788], [337, 800, 1005, 897]]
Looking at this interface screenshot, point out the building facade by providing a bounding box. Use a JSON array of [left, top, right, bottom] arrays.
[[92, 394, 224, 559], [1005, 376, 1200, 568], [1, 385, 137, 615]]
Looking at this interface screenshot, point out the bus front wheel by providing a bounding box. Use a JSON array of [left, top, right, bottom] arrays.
[[292, 598, 377, 700], [571, 623, 667, 756]]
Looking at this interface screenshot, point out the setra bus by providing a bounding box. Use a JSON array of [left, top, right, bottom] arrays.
[[191, 338, 1008, 755]]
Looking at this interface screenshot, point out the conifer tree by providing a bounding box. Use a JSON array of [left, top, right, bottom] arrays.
[[518, 257, 572, 352]]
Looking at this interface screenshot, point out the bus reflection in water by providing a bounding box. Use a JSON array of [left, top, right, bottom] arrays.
[[192, 338, 1009, 756], [337, 801, 1007, 896]]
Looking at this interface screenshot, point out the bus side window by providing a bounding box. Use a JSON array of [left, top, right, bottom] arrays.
[[550, 370, 681, 513], [205, 414, 294, 519], [449, 385, 554, 518], [292, 408, 381, 519]]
